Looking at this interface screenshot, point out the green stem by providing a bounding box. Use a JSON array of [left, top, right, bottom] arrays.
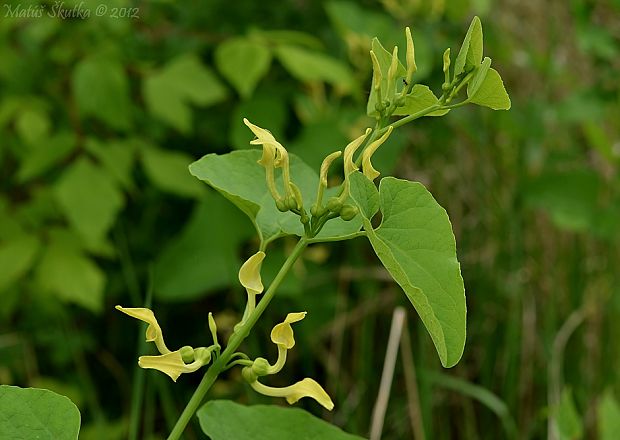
[[166, 238, 309, 440], [390, 103, 442, 130], [307, 230, 367, 244]]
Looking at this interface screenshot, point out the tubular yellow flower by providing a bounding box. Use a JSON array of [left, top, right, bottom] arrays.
[[115, 306, 170, 354], [238, 251, 266, 295], [249, 378, 334, 411], [271, 312, 306, 349], [362, 126, 394, 181], [313, 151, 342, 214], [243, 118, 293, 198], [266, 312, 306, 375], [386, 46, 399, 98], [405, 27, 417, 83], [319, 151, 342, 188], [343, 128, 371, 177], [370, 50, 382, 95], [138, 350, 206, 382]]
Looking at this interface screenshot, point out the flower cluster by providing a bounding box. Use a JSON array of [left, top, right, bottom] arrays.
[[115, 306, 219, 382]]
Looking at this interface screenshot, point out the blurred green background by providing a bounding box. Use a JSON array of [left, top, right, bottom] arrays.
[[1, 0, 619, 438]]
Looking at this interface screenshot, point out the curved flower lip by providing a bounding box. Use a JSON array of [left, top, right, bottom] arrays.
[[270, 312, 306, 349], [239, 251, 266, 295], [115, 306, 170, 354], [362, 126, 394, 181], [138, 350, 203, 382], [249, 377, 334, 411], [343, 128, 371, 176], [284, 378, 334, 410]]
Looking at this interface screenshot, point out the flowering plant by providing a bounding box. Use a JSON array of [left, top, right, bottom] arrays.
[[118, 16, 510, 439]]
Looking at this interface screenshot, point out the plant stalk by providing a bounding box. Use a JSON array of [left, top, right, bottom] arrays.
[[166, 238, 308, 440]]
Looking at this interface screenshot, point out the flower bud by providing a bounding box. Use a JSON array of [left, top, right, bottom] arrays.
[[340, 205, 358, 221]]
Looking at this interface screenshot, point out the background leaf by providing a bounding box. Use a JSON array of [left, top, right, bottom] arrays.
[[598, 391, 620, 440], [197, 400, 365, 440], [53, 158, 124, 252], [154, 192, 253, 301], [72, 55, 131, 130], [35, 232, 105, 312], [0, 235, 39, 292], [0, 385, 80, 440], [216, 37, 272, 99], [556, 388, 583, 440], [140, 144, 205, 199], [275, 45, 355, 91], [143, 54, 227, 132]]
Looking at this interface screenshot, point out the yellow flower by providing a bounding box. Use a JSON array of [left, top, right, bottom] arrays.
[[271, 312, 306, 350], [370, 50, 383, 98], [249, 377, 334, 411], [343, 129, 371, 177], [238, 251, 266, 296], [243, 118, 292, 199], [405, 27, 417, 83], [361, 126, 394, 181], [115, 306, 170, 354], [138, 349, 205, 382], [386, 46, 399, 98]]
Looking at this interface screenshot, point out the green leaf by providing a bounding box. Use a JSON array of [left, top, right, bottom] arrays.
[[36, 231, 105, 312], [197, 400, 364, 440], [154, 193, 253, 301], [556, 388, 583, 440], [85, 138, 135, 190], [0, 385, 80, 439], [72, 55, 131, 130], [230, 91, 288, 150], [598, 391, 620, 440], [143, 54, 227, 132], [189, 150, 361, 245], [54, 158, 124, 250], [348, 172, 379, 219], [15, 108, 50, 146], [393, 84, 449, 117], [17, 131, 77, 183], [467, 56, 491, 98], [0, 235, 40, 292], [468, 68, 510, 110], [275, 45, 355, 91], [454, 16, 483, 77], [366, 37, 406, 117], [140, 144, 205, 199], [215, 37, 272, 99], [350, 176, 466, 367], [524, 170, 600, 232]]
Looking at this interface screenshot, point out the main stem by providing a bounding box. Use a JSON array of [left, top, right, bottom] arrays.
[[166, 238, 309, 440]]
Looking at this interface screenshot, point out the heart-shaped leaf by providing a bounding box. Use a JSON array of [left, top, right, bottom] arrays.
[[197, 400, 365, 440], [350, 174, 466, 367], [0, 385, 81, 439], [189, 150, 362, 245]]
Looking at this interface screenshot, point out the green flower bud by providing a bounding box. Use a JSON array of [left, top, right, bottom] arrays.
[[286, 196, 298, 210], [242, 366, 258, 383], [179, 345, 195, 363], [340, 205, 358, 221], [251, 357, 271, 377], [276, 199, 288, 212], [326, 197, 343, 213], [194, 347, 212, 365]]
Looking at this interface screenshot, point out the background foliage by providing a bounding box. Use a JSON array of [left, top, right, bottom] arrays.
[[1, 0, 619, 438]]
